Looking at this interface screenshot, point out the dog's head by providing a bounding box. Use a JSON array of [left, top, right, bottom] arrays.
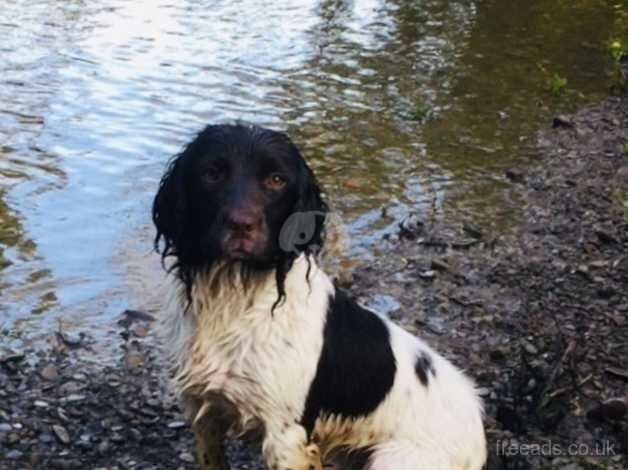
[[153, 124, 327, 301]]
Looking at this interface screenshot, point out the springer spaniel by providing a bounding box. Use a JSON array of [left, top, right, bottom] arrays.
[[152, 124, 486, 470]]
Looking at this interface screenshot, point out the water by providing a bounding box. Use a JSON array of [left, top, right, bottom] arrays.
[[0, 0, 624, 348]]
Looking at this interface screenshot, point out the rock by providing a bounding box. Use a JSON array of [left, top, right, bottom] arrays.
[[40, 364, 59, 381], [179, 452, 195, 463], [602, 398, 628, 420], [398, 215, 424, 240], [605, 366, 628, 380], [426, 317, 446, 335], [0, 351, 25, 371], [118, 309, 156, 328], [167, 421, 186, 429], [553, 115, 574, 129], [559, 464, 583, 470], [505, 169, 525, 183], [52, 424, 70, 444], [366, 294, 401, 317], [129, 322, 150, 338], [462, 223, 483, 239], [125, 352, 144, 371], [61, 394, 86, 403], [418, 270, 436, 280], [596, 229, 617, 245], [56, 330, 84, 348], [98, 440, 110, 454], [430, 258, 450, 272], [0, 423, 11, 432], [34, 400, 49, 408], [521, 339, 538, 355], [6, 449, 23, 460]]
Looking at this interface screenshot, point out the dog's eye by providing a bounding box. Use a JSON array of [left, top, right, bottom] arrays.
[[204, 166, 224, 184], [265, 173, 287, 191]]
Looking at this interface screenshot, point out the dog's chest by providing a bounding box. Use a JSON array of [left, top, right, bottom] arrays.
[[177, 291, 327, 431]]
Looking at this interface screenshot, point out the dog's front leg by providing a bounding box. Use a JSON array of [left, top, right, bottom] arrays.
[[184, 397, 228, 470], [262, 424, 323, 470]]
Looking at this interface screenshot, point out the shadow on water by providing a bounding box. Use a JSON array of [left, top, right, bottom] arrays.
[[0, 0, 625, 351]]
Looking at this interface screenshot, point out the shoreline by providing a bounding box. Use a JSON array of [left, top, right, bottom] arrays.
[[1, 97, 627, 469]]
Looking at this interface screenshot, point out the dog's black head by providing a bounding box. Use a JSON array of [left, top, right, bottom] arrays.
[[153, 124, 327, 304]]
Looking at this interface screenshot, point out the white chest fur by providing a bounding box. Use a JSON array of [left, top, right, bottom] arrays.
[[160, 256, 333, 434]]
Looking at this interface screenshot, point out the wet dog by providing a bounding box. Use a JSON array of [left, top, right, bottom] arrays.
[[153, 124, 486, 470]]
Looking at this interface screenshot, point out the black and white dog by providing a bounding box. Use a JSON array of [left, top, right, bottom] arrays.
[[153, 124, 486, 470]]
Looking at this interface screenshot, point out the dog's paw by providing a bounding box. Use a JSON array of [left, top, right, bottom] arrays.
[[268, 443, 323, 470], [303, 444, 323, 470]]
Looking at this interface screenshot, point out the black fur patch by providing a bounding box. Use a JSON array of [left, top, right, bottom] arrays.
[[301, 290, 397, 435], [414, 351, 436, 386]]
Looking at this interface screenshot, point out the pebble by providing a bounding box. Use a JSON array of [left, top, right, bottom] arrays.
[[418, 270, 436, 280], [426, 317, 446, 335], [167, 421, 186, 429], [559, 464, 583, 470], [0, 422, 12, 432], [52, 424, 70, 444], [59, 331, 83, 348], [6, 450, 23, 460], [34, 400, 49, 408], [430, 258, 450, 272], [552, 115, 574, 129], [98, 440, 110, 454], [179, 452, 195, 463], [130, 323, 150, 338], [62, 394, 86, 403], [599, 398, 627, 420], [521, 340, 538, 355], [40, 364, 59, 381]]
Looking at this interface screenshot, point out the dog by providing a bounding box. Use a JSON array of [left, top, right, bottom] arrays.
[[152, 124, 487, 470]]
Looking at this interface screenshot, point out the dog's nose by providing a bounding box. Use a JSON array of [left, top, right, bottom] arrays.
[[225, 209, 261, 234]]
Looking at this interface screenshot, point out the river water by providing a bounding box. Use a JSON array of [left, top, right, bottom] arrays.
[[0, 0, 624, 349]]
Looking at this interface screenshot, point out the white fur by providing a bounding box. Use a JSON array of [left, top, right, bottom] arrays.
[[159, 255, 486, 469]]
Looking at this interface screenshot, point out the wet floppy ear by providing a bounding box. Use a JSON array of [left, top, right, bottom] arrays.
[[152, 155, 186, 263]]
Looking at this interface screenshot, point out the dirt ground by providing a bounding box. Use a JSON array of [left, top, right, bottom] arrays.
[[1, 97, 627, 469]]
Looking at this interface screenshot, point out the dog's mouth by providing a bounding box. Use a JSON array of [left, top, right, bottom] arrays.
[[222, 232, 268, 261]]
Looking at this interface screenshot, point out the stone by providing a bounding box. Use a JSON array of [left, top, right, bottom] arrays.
[[167, 421, 186, 429], [40, 364, 59, 381], [6, 449, 23, 460], [179, 452, 195, 463], [52, 424, 70, 444]]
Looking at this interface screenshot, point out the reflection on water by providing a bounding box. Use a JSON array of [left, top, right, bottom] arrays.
[[0, 0, 624, 346]]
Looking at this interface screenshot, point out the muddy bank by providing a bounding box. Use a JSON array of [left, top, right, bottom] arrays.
[[350, 97, 628, 469], [1, 98, 627, 469]]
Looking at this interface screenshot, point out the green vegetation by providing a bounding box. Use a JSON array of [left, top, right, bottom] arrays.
[[412, 103, 432, 122], [546, 73, 568, 95], [609, 40, 626, 62]]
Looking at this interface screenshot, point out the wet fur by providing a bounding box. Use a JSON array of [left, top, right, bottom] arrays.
[[154, 124, 487, 469]]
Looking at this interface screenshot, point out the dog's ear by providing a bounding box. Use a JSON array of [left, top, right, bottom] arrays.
[[152, 155, 186, 264]]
